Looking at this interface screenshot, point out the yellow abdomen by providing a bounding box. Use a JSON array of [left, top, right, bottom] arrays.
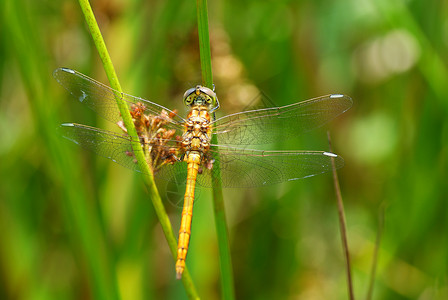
[[175, 152, 201, 279]]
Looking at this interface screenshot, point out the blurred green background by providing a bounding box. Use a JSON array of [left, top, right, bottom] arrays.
[[1, 0, 447, 299]]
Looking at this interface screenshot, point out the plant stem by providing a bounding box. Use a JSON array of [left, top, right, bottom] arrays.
[[196, 1, 235, 299], [77, 0, 199, 298], [196, 0, 213, 88], [327, 132, 355, 300]]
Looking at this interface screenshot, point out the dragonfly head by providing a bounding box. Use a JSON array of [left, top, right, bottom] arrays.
[[183, 85, 219, 111]]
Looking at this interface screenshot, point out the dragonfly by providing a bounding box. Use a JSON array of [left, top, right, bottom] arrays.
[[53, 67, 352, 279]]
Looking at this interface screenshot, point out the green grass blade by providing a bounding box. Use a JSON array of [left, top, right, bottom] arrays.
[[4, 0, 120, 299], [196, 1, 235, 299], [77, 0, 199, 298], [196, 0, 213, 88]]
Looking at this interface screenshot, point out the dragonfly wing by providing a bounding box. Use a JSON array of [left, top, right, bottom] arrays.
[[60, 123, 190, 182], [53, 68, 185, 130], [60, 124, 343, 189], [212, 94, 352, 145], [153, 160, 188, 185], [196, 146, 344, 188], [59, 123, 152, 174]]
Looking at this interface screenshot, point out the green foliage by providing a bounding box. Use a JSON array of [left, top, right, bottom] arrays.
[[197, 1, 235, 299], [1, 0, 447, 299]]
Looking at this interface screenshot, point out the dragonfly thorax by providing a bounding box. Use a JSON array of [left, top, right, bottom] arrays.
[[181, 105, 212, 156]]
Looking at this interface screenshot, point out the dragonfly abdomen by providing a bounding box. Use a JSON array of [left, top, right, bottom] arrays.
[[175, 152, 201, 279]]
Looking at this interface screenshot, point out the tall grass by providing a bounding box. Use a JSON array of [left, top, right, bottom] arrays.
[[196, 1, 235, 299]]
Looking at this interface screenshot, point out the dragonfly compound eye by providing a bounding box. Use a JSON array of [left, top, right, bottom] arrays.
[[199, 86, 216, 98], [183, 87, 196, 99], [183, 95, 195, 106]]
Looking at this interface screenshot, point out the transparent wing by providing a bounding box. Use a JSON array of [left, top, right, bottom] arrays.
[[59, 123, 156, 175], [212, 94, 352, 145], [59, 123, 191, 182], [157, 146, 344, 188], [53, 68, 186, 130], [60, 124, 343, 188]]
